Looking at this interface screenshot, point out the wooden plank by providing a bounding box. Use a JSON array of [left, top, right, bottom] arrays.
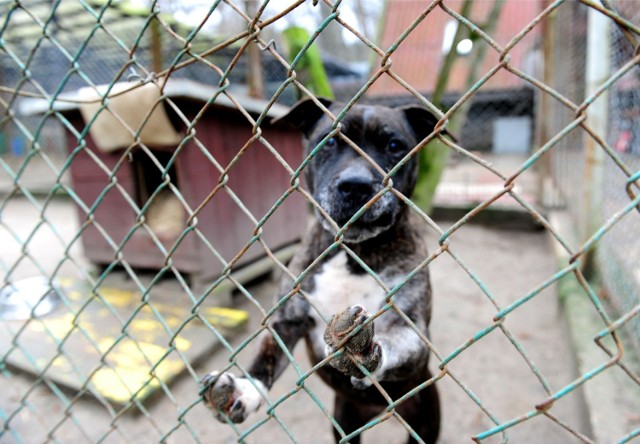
[[0, 277, 248, 407]]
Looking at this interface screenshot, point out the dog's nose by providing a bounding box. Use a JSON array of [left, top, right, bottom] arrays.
[[337, 177, 375, 204]]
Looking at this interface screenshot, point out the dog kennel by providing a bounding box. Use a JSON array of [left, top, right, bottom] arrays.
[[23, 79, 306, 286]]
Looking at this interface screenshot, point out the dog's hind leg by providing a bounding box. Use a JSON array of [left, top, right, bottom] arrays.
[[396, 378, 440, 444], [332, 394, 382, 444]]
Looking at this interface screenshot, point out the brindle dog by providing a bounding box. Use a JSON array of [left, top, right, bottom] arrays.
[[202, 98, 446, 444]]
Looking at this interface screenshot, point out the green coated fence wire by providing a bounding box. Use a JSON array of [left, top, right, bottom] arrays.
[[1, 0, 640, 443]]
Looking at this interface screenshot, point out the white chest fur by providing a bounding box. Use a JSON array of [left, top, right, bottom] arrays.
[[307, 251, 400, 352], [311, 251, 391, 315]]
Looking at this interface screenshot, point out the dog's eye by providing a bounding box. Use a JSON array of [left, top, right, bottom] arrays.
[[325, 137, 337, 147], [388, 139, 406, 155]]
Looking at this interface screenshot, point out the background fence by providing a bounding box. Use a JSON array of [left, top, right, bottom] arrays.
[[1, 0, 639, 443], [544, 0, 640, 354]]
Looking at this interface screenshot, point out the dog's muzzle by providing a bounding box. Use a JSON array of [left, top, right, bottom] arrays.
[[337, 175, 376, 213], [316, 163, 398, 242]]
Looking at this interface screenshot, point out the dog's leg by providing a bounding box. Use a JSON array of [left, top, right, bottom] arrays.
[[370, 328, 431, 384], [202, 303, 313, 423], [332, 394, 382, 444], [201, 225, 325, 423], [396, 374, 440, 444]]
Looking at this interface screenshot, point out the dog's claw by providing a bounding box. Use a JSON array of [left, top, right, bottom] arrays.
[[231, 398, 244, 413], [229, 398, 246, 423], [324, 306, 381, 379]]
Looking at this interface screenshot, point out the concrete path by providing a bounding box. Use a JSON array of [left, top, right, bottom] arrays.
[[0, 196, 590, 443]]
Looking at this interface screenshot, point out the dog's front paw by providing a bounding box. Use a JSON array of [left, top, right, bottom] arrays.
[[201, 371, 264, 423], [324, 305, 382, 379]]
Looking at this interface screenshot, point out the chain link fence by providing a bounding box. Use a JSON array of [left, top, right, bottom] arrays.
[[544, 0, 640, 355], [599, 1, 640, 354], [1, 0, 639, 443]]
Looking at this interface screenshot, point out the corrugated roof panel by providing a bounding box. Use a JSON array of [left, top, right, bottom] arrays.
[[368, 0, 543, 97]]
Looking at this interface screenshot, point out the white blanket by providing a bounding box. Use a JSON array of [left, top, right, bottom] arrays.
[[78, 81, 182, 152]]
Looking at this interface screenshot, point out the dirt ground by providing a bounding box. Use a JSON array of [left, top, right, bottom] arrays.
[[0, 195, 592, 444]]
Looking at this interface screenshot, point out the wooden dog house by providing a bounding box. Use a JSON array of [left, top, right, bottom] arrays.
[[24, 80, 306, 290]]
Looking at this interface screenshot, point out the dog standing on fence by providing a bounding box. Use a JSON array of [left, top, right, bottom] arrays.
[[202, 98, 445, 443]]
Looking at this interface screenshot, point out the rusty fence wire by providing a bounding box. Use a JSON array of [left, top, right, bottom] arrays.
[[0, 0, 639, 443]]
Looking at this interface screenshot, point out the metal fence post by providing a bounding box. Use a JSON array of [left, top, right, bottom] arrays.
[[537, 0, 555, 207], [582, 3, 610, 251]]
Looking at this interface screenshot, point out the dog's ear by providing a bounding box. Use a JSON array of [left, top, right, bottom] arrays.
[[398, 105, 457, 143], [272, 97, 333, 137]]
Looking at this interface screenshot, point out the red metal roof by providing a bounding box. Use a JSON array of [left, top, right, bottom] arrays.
[[367, 0, 544, 97]]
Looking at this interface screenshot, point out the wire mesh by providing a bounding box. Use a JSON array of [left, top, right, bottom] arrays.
[[0, 0, 639, 443], [546, 0, 640, 355], [599, 1, 640, 355]]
